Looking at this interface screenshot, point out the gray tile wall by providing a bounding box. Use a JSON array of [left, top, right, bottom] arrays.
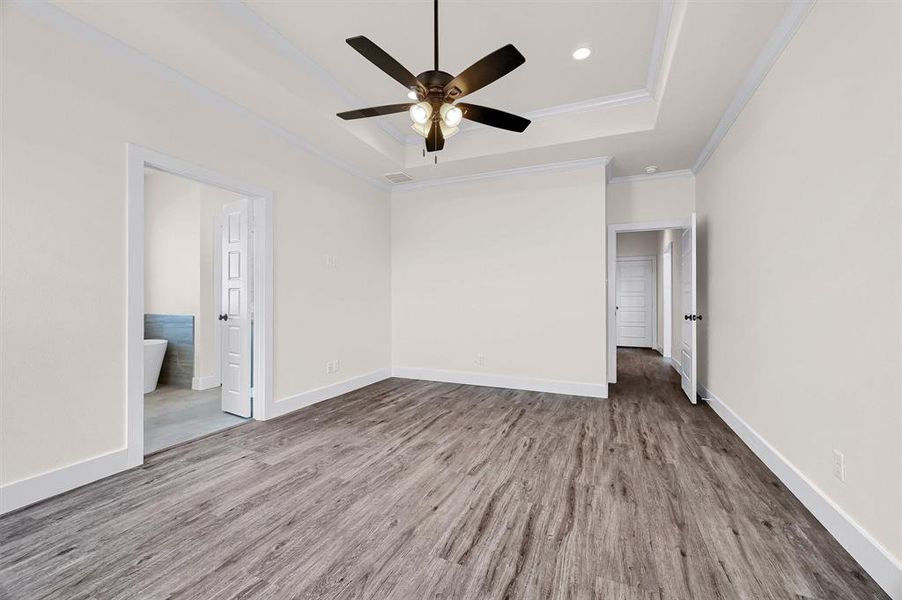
[[144, 314, 194, 388]]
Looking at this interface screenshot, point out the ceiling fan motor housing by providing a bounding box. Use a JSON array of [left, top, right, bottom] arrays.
[[416, 70, 458, 114]]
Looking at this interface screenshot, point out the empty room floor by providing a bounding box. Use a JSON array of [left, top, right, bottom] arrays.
[[0, 350, 885, 599], [144, 385, 248, 454]]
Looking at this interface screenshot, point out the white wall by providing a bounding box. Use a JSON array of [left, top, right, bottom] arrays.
[[696, 0, 901, 566], [144, 171, 201, 319], [607, 176, 694, 224], [392, 166, 607, 393], [0, 4, 391, 487], [616, 231, 659, 257]]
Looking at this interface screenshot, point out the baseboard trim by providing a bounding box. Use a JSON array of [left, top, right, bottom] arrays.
[[701, 386, 902, 599], [192, 375, 221, 391], [269, 368, 392, 419], [0, 448, 130, 515], [667, 357, 682, 376], [392, 367, 608, 398]]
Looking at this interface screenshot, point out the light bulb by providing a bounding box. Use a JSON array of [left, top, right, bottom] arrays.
[[407, 90, 418, 100], [409, 102, 431, 125], [572, 47, 591, 60], [440, 103, 463, 127]]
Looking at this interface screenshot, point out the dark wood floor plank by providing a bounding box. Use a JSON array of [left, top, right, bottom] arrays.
[[0, 348, 888, 599]]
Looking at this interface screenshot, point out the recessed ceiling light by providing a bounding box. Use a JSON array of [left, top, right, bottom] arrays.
[[407, 90, 418, 100], [645, 165, 658, 174], [572, 47, 591, 61]]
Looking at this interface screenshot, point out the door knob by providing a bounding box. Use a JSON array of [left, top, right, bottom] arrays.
[[218, 313, 229, 321], [684, 314, 690, 320]]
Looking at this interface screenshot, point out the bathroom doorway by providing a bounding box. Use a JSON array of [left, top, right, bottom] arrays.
[[142, 168, 251, 453], [127, 146, 273, 467]]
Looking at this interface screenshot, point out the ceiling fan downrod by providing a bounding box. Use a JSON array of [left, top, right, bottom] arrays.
[[434, 0, 439, 71]]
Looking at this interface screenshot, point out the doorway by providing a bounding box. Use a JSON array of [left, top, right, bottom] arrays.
[[607, 217, 697, 403], [127, 145, 273, 467], [141, 169, 252, 453]]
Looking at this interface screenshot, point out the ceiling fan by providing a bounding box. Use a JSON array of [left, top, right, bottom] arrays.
[[336, 0, 531, 153]]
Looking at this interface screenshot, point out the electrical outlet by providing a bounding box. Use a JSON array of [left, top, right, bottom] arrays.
[[325, 361, 333, 374], [334, 359, 340, 373], [475, 353, 485, 367], [324, 254, 338, 268], [832, 450, 845, 482]]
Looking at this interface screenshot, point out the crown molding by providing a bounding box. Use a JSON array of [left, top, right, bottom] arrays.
[[12, 0, 390, 191], [647, 0, 675, 98], [391, 156, 610, 192], [692, 0, 815, 173], [521, 89, 652, 121], [609, 168, 694, 185]]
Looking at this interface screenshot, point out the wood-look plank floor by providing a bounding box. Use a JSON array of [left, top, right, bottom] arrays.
[[0, 349, 887, 599]]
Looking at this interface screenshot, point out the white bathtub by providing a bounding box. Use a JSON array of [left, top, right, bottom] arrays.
[[144, 339, 168, 394]]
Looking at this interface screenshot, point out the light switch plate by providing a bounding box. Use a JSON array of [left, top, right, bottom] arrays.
[[832, 450, 844, 482]]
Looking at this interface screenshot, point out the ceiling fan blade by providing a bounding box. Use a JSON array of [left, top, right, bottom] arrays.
[[337, 103, 411, 120], [444, 44, 525, 99], [457, 103, 530, 133], [346, 36, 421, 91], [425, 122, 445, 152]]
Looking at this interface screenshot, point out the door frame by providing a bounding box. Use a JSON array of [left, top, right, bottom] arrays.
[[615, 255, 656, 350], [191, 212, 224, 391], [661, 241, 673, 359], [607, 218, 689, 384], [209, 214, 223, 389], [126, 144, 274, 467]]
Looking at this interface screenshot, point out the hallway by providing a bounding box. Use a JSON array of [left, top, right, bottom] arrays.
[[0, 350, 886, 599]]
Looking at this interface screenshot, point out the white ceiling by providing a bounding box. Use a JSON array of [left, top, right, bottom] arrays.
[[245, 1, 658, 118], [53, 0, 791, 187]]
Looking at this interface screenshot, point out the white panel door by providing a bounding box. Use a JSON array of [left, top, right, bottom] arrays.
[[680, 214, 698, 403], [221, 199, 252, 417], [616, 258, 654, 348]]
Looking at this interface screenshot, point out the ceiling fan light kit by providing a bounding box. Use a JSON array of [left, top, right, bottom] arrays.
[[336, 0, 531, 153], [409, 102, 432, 125]]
